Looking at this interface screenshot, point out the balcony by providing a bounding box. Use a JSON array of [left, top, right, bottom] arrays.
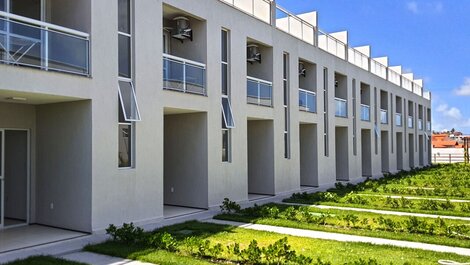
[[0, 11, 90, 76], [335, 97, 347, 117], [298, 89, 316, 113], [427, 121, 431, 131], [163, 53, 206, 95], [408, 116, 414, 128], [247, 76, 272, 107], [360, 104, 370, 121], [418, 119, 423, 130], [396, 113, 402, 127], [380, 109, 388, 124]]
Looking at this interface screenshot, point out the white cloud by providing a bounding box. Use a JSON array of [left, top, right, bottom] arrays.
[[436, 104, 462, 120], [454, 77, 470, 96], [434, 102, 470, 133], [406, 1, 419, 14], [406, 1, 443, 14]]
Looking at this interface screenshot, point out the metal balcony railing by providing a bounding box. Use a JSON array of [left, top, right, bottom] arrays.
[[360, 104, 370, 121], [335, 97, 347, 117], [427, 121, 431, 131], [247, 76, 272, 106], [396, 113, 402, 127], [275, 5, 316, 45], [298, 88, 316, 113], [163, 53, 206, 95], [408, 116, 414, 128], [219, 0, 271, 24], [0, 11, 90, 76], [380, 109, 388, 124], [418, 119, 423, 130]]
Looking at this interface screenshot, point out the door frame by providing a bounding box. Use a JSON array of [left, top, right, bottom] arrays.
[[0, 128, 31, 230]]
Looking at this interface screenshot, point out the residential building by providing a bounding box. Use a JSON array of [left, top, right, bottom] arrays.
[[0, 0, 431, 246]]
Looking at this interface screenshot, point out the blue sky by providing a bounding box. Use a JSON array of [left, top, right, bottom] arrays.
[[276, 0, 470, 133]]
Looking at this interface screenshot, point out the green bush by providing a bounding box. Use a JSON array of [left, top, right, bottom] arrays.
[[105, 223, 144, 244], [220, 198, 241, 214], [147, 232, 178, 252]]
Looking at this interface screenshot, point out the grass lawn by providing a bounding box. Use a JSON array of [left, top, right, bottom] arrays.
[[86, 221, 470, 265], [3, 256, 88, 265], [215, 203, 470, 248]]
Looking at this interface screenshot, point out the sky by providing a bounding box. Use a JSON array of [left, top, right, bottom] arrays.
[[276, 0, 470, 134]]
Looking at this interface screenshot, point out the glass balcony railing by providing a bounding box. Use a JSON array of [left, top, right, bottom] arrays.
[[298, 88, 316, 113], [247, 76, 272, 107], [163, 53, 206, 95], [335, 97, 347, 117], [408, 116, 414, 128], [360, 104, 370, 121], [418, 119, 423, 130], [396, 113, 402, 127], [380, 109, 388, 124], [427, 121, 431, 131], [0, 11, 90, 76]]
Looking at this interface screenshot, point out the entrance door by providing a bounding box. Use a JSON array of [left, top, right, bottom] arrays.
[[0, 129, 29, 229]]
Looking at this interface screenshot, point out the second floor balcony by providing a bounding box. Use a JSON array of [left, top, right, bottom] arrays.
[[247, 76, 272, 107], [0, 11, 90, 76], [396, 113, 402, 127], [298, 88, 316, 113], [380, 109, 388, 124], [408, 116, 414, 128], [360, 104, 370, 121], [335, 97, 347, 118], [163, 53, 206, 95]]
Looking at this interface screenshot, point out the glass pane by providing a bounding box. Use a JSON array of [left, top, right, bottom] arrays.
[[222, 130, 229, 162], [185, 64, 205, 94], [163, 58, 184, 90], [48, 30, 88, 74], [118, 80, 141, 121], [118, 0, 130, 34], [6, 20, 42, 66], [247, 79, 258, 104], [0, 0, 5, 11], [307, 92, 316, 113], [222, 97, 235, 128], [221, 30, 228, 63], [118, 124, 132, 168], [11, 0, 41, 20], [0, 131, 2, 177], [221, 63, 228, 95], [118, 34, 131, 78], [283, 80, 288, 106], [259, 82, 272, 106]]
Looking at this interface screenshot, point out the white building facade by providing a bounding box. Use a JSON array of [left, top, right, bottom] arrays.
[[0, 0, 431, 234]]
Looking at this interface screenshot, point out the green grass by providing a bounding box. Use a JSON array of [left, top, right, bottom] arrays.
[[86, 221, 470, 265], [2, 256, 87, 265], [214, 203, 470, 248]]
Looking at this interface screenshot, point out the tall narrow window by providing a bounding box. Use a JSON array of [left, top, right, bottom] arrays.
[[352, 79, 357, 156], [283, 53, 290, 159], [221, 29, 233, 162], [117, 0, 139, 168], [374, 87, 378, 155], [323, 67, 329, 157]]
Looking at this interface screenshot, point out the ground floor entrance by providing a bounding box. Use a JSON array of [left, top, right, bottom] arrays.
[[0, 129, 29, 230]]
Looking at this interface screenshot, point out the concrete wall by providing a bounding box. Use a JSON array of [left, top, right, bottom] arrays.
[[46, 0, 91, 32], [247, 120, 274, 195], [36, 101, 92, 232], [163, 113, 208, 209], [300, 124, 318, 186]]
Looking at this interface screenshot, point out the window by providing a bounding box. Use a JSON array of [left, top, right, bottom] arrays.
[[323, 67, 329, 157], [283, 53, 290, 159], [118, 124, 132, 168], [118, 80, 141, 121], [221, 29, 232, 162], [118, 0, 132, 78]]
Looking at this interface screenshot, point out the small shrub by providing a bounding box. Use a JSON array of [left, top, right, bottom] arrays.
[[147, 232, 178, 252], [440, 199, 455, 211], [240, 240, 262, 264], [284, 206, 298, 221], [105, 223, 144, 244], [220, 198, 241, 214], [419, 199, 439, 211], [260, 205, 280, 218]]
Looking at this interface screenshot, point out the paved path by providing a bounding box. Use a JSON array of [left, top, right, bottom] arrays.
[[60, 251, 154, 265], [282, 202, 470, 221], [358, 194, 470, 203], [205, 219, 470, 257]]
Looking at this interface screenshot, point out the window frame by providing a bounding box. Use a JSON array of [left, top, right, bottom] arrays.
[[118, 78, 142, 122], [221, 28, 232, 162]]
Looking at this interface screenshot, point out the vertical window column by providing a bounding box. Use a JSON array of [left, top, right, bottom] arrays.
[[352, 79, 357, 156], [323, 68, 329, 157], [221, 29, 234, 162], [117, 0, 140, 168], [283, 53, 290, 159], [374, 87, 378, 155]]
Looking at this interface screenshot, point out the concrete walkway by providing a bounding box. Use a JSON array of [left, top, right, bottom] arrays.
[[60, 251, 154, 265], [282, 202, 470, 221], [358, 193, 470, 203], [205, 219, 470, 257]]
